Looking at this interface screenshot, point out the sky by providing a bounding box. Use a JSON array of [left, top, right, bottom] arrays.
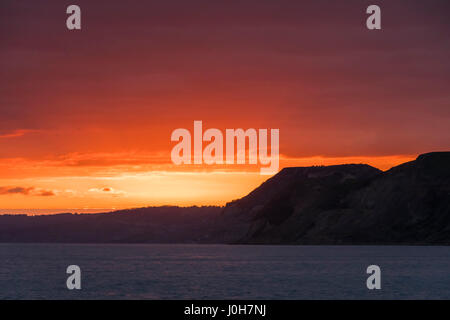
[[0, 0, 449, 212]]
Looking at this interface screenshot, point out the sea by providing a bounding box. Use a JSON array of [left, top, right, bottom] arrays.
[[0, 244, 449, 300]]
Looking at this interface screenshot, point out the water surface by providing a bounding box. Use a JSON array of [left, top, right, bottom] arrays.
[[0, 244, 449, 299]]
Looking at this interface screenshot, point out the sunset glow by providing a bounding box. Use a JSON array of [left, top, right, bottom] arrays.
[[1, 1, 449, 212]]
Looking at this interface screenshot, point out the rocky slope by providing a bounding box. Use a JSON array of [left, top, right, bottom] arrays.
[[214, 152, 450, 244]]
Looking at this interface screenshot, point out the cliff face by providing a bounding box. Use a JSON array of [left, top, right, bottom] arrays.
[[343, 152, 450, 244], [215, 152, 450, 244]]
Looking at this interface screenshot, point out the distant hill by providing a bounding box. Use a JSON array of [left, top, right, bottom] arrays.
[[0, 206, 222, 243], [0, 152, 449, 244]]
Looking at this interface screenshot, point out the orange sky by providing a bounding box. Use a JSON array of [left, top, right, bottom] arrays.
[[0, 1, 449, 213]]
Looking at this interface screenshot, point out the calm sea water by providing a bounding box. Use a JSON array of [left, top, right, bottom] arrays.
[[0, 244, 449, 300]]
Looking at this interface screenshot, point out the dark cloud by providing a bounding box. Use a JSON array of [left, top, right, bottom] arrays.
[[0, 187, 34, 195], [38, 190, 56, 196], [0, 186, 55, 196]]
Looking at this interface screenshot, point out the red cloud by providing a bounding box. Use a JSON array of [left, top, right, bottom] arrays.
[[0, 129, 38, 139]]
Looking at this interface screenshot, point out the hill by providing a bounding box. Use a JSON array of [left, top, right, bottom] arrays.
[[0, 152, 449, 244], [214, 152, 450, 244]]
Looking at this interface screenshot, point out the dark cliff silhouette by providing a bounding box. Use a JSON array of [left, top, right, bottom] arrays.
[[214, 152, 450, 244], [0, 152, 449, 244]]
